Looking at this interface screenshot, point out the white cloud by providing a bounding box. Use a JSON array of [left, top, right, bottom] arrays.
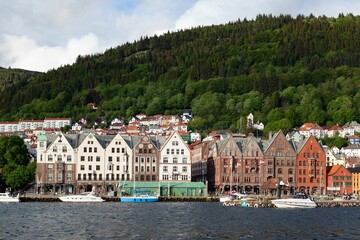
[[0, 0, 359, 72], [0, 33, 100, 72]]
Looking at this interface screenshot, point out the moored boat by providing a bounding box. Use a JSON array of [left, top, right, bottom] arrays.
[[120, 190, 158, 203], [59, 191, 104, 203], [271, 194, 317, 208], [0, 192, 20, 203]]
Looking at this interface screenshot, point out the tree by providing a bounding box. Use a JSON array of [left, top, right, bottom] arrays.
[[0, 136, 32, 191], [0, 136, 30, 168]]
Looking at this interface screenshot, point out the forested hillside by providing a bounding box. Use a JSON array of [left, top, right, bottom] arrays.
[[0, 67, 40, 91], [1, 14, 360, 134]]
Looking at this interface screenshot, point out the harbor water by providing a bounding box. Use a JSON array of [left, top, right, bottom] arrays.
[[1, 202, 359, 239]]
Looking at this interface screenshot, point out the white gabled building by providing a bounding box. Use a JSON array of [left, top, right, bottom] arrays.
[[76, 133, 107, 193], [103, 134, 133, 188], [159, 131, 191, 182]]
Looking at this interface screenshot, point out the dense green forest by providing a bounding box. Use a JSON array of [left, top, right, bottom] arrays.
[[0, 67, 40, 91], [0, 14, 360, 135]]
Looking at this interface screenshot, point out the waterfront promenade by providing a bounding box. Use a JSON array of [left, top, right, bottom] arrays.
[[18, 195, 360, 207]]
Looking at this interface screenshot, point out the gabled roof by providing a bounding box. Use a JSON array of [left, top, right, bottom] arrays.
[[327, 165, 349, 176]]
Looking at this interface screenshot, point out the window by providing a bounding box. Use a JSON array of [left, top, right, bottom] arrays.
[[117, 157, 120, 162], [173, 157, 178, 163], [176, 149, 179, 155], [181, 175, 188, 181], [117, 165, 120, 171], [81, 156, 85, 161], [66, 174, 72, 181], [135, 157, 139, 163], [84, 147, 87, 152], [48, 164, 53, 169], [57, 155, 62, 162], [96, 165, 100, 170], [89, 147, 92, 153], [244, 177, 250, 182], [48, 155, 53, 162], [89, 165, 92, 171], [94, 147, 97, 153], [99, 174, 102, 180], [181, 149, 184, 155], [182, 158, 188, 163], [163, 157, 168, 163], [278, 168, 283, 174], [112, 148, 115, 153], [81, 165, 85, 170], [67, 156, 72, 162], [163, 166, 168, 172], [108, 156, 113, 162], [62, 146, 67, 152], [78, 174, 81, 180], [163, 175, 169, 180], [67, 165, 72, 171], [166, 149, 170, 154], [182, 166, 187, 173], [88, 156, 93, 162], [48, 173, 53, 181], [171, 149, 174, 154], [96, 156, 100, 162], [152, 166, 156, 172], [147, 166, 150, 172], [173, 166, 178, 172], [53, 146, 57, 152]]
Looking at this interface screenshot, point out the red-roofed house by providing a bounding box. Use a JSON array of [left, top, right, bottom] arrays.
[[326, 125, 345, 138], [326, 165, 352, 196]]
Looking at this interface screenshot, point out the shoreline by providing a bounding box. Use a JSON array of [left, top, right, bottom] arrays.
[[16, 195, 360, 207]]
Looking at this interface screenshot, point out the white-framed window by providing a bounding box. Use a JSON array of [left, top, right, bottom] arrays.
[[163, 166, 168, 172]]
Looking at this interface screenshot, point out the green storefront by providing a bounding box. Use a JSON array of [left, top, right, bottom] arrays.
[[117, 182, 206, 197]]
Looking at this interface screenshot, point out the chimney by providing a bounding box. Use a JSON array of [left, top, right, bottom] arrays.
[[269, 131, 273, 139]]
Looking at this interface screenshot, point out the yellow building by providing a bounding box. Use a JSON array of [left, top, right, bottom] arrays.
[[348, 167, 360, 195]]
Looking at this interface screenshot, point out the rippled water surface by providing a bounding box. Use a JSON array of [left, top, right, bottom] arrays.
[[1, 202, 359, 239]]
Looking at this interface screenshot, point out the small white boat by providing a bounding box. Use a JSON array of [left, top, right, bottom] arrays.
[[59, 191, 104, 203], [0, 192, 20, 203], [219, 194, 236, 203], [271, 194, 317, 208]]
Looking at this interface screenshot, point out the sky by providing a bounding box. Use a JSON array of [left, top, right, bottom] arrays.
[[0, 0, 359, 72]]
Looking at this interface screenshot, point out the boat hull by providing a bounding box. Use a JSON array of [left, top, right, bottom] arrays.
[[120, 196, 158, 203], [271, 199, 317, 208]]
